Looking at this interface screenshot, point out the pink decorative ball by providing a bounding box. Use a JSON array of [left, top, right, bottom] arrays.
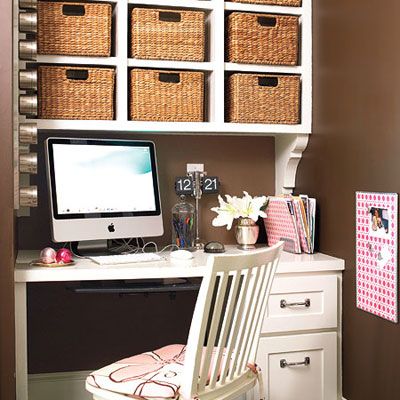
[[56, 248, 73, 263], [40, 247, 57, 264]]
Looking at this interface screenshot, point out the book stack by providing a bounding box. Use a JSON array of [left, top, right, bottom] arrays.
[[264, 195, 316, 254]]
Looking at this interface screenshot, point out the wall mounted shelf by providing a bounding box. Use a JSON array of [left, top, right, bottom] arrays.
[[14, 0, 312, 213]]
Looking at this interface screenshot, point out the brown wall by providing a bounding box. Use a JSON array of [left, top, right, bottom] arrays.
[[0, 0, 16, 398], [20, 134, 275, 372], [296, 1, 400, 399]]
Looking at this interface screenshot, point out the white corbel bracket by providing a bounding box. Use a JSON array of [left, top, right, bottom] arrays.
[[275, 134, 310, 195]]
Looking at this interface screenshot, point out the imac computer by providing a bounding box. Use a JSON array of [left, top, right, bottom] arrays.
[[46, 138, 163, 254]]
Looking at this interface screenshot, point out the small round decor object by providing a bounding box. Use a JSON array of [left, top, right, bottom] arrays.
[[39, 247, 57, 264], [204, 241, 225, 253], [56, 248, 73, 263]]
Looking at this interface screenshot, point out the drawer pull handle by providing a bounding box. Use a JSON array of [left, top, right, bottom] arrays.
[[280, 357, 310, 368], [280, 298, 311, 308]]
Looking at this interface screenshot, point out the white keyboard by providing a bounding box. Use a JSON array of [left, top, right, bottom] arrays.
[[89, 253, 163, 265]]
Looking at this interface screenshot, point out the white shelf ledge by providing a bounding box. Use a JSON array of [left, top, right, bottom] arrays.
[[224, 1, 303, 15], [27, 119, 310, 134], [225, 62, 302, 74], [37, 55, 118, 66], [128, 0, 215, 10], [128, 59, 215, 71]]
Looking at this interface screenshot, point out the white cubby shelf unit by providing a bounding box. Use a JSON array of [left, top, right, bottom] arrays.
[[16, 0, 312, 195]]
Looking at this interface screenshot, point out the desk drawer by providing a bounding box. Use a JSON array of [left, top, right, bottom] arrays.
[[252, 332, 337, 400], [262, 274, 338, 333]]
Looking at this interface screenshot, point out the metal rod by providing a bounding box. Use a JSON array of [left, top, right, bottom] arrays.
[[19, 12, 37, 33], [19, 0, 37, 9], [19, 94, 37, 116], [19, 39, 37, 60], [19, 69, 37, 91], [19, 186, 38, 207], [192, 171, 203, 249], [19, 123, 37, 144], [19, 153, 37, 174]]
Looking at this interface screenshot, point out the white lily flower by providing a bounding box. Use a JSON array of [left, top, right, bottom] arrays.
[[248, 195, 268, 221], [211, 212, 235, 230], [211, 191, 268, 230]]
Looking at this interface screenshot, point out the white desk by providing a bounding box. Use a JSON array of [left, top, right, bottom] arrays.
[[15, 247, 344, 400]]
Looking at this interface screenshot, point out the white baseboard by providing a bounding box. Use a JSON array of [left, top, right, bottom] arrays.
[[28, 370, 92, 400]]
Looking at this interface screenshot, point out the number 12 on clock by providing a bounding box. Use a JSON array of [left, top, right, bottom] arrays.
[[175, 177, 194, 195]]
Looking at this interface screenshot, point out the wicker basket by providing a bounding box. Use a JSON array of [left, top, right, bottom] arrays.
[[131, 8, 205, 61], [130, 69, 204, 122], [37, 1, 112, 56], [227, 12, 299, 65], [38, 66, 115, 120], [229, 0, 301, 6], [227, 73, 300, 124]]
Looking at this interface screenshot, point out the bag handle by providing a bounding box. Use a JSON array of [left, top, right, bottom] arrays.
[[257, 16, 277, 27], [159, 11, 182, 23], [258, 76, 279, 87], [62, 4, 85, 16], [66, 69, 89, 81], [159, 72, 180, 84]]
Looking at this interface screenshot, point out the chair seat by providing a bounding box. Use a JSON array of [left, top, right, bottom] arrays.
[[86, 344, 186, 399], [86, 344, 257, 400]]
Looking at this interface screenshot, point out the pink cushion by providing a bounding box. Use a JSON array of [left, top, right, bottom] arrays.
[[86, 344, 245, 399], [87, 344, 186, 399]]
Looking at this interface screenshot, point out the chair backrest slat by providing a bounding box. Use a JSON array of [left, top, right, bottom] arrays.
[[235, 263, 268, 375], [198, 271, 229, 391], [219, 268, 252, 386], [180, 242, 283, 400], [238, 262, 272, 373], [208, 270, 241, 389], [228, 265, 262, 380]]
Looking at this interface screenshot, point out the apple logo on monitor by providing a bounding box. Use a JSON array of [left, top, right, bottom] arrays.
[[108, 223, 115, 233]]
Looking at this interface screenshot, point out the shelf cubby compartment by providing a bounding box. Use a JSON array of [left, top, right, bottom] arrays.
[[37, 1, 117, 58], [225, 71, 301, 125], [128, 68, 210, 123], [36, 65, 116, 121], [128, 3, 212, 63]]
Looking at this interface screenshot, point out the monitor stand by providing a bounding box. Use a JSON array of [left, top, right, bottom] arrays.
[[71, 240, 111, 257]]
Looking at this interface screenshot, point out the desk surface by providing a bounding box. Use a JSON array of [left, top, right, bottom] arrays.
[[15, 246, 344, 283]]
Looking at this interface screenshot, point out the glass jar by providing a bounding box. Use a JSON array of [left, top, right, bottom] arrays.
[[171, 196, 195, 251]]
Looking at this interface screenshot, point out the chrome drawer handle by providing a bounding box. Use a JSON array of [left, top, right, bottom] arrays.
[[280, 298, 311, 308], [280, 357, 310, 368]]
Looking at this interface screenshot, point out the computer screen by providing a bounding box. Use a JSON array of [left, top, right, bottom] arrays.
[[46, 138, 163, 243]]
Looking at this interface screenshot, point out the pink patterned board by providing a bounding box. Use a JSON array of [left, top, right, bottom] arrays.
[[264, 197, 301, 253], [356, 192, 398, 323]]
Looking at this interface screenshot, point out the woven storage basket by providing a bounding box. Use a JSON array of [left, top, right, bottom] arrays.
[[37, 1, 112, 56], [38, 66, 115, 120], [130, 69, 204, 122], [229, 0, 301, 6], [227, 74, 300, 124], [227, 12, 299, 65], [131, 8, 205, 61]]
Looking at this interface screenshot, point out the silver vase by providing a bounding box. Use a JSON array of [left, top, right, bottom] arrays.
[[235, 218, 259, 250]]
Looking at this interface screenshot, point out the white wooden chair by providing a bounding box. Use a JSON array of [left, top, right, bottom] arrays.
[[86, 242, 283, 400]]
